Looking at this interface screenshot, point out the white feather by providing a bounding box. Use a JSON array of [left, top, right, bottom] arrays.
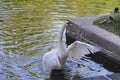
[[68, 41, 100, 61]]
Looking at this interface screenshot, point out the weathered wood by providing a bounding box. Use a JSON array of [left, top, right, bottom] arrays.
[[66, 14, 120, 65]]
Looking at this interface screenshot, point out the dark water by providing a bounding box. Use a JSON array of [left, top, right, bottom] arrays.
[[0, 0, 120, 80]]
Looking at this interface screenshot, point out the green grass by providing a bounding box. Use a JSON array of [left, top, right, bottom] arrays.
[[94, 13, 120, 36]]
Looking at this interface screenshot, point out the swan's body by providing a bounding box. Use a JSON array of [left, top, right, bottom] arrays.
[[42, 24, 68, 73], [42, 23, 100, 73]]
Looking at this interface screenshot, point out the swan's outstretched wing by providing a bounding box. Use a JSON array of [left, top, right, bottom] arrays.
[[68, 41, 100, 61]]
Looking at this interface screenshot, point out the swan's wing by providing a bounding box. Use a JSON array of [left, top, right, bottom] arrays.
[[68, 41, 100, 61], [77, 41, 100, 53], [68, 41, 90, 61]]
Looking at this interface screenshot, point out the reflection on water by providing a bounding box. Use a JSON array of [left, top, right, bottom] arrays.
[[0, 0, 120, 80]]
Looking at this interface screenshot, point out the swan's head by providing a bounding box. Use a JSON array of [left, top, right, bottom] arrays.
[[66, 21, 73, 27]]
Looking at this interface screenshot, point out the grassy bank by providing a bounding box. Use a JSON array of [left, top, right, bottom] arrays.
[[94, 13, 120, 36]]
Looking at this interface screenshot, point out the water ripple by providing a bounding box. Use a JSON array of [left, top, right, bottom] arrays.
[[0, 0, 119, 80]]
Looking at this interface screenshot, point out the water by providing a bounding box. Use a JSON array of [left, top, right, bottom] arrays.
[[0, 0, 120, 80]]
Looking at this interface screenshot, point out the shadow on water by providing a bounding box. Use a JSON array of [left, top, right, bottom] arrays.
[[87, 52, 120, 73], [50, 69, 69, 80]]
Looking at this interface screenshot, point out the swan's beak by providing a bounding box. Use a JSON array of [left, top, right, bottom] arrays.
[[66, 21, 73, 27]]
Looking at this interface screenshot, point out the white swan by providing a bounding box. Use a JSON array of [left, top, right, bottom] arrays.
[[42, 23, 100, 73]]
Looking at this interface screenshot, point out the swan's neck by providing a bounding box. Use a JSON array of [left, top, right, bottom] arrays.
[[58, 24, 67, 66], [58, 24, 66, 52], [57, 23, 69, 69]]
